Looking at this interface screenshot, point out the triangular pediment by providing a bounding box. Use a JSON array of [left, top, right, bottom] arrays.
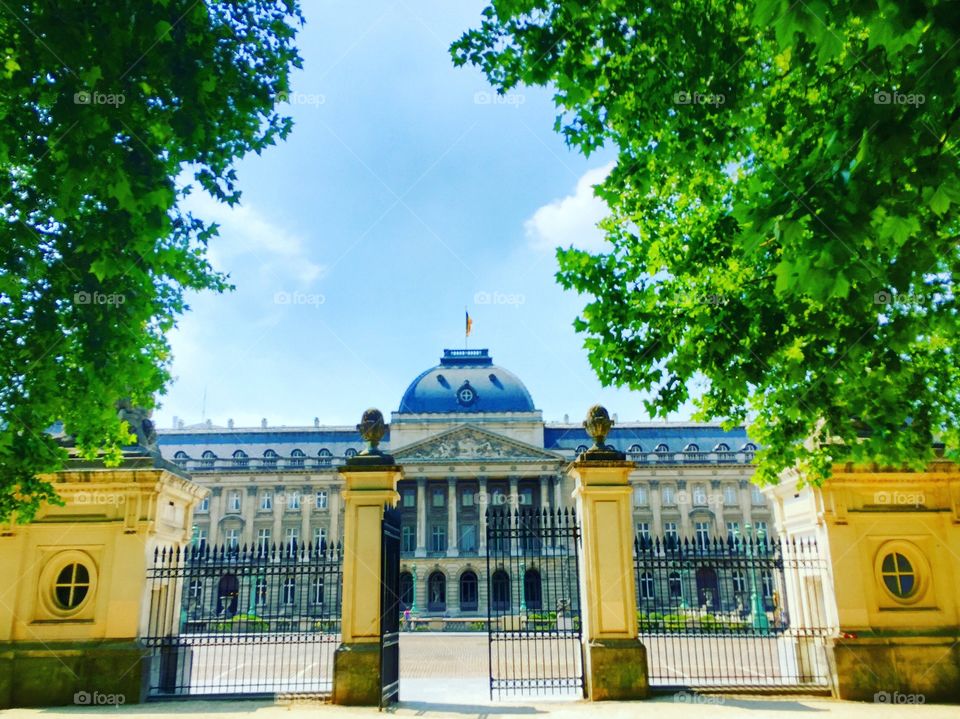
[[392, 425, 564, 464]]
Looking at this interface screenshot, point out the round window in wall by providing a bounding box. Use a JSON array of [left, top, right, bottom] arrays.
[[880, 552, 916, 599], [53, 562, 91, 610]]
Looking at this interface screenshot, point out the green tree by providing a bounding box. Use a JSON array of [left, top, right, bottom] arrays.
[[0, 1, 304, 521], [453, 1, 960, 484]]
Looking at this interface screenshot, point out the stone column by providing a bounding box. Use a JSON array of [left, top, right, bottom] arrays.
[[446, 477, 458, 557], [208, 486, 223, 545], [242, 486, 258, 546], [539, 476, 550, 511], [553, 473, 563, 510], [415, 477, 427, 558], [677, 479, 693, 537], [739, 479, 754, 527], [478, 476, 488, 555], [329, 485, 341, 543], [300, 484, 311, 547], [272, 485, 284, 547], [332, 428, 402, 706], [509, 476, 519, 556], [568, 405, 649, 701], [649, 480, 663, 537]]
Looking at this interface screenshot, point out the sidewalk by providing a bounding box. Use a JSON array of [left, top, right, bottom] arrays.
[[2, 693, 956, 719]]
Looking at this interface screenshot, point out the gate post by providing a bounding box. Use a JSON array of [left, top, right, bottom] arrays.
[[567, 405, 649, 701], [332, 409, 402, 706]]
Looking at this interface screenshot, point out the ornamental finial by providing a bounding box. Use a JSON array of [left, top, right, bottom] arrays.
[[583, 404, 614, 450], [357, 408, 386, 454]]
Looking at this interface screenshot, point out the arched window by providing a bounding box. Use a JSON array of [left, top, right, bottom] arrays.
[[654, 443, 670, 461], [714, 443, 730, 452], [742, 442, 757, 459], [628, 444, 642, 454], [399, 572, 414, 610], [638, 571, 655, 600], [200, 450, 216, 469], [289, 448, 305, 468], [263, 449, 278, 468], [232, 449, 248, 468], [491, 570, 510, 612], [173, 451, 189, 468], [317, 448, 333, 466], [523, 569, 542, 610], [684, 443, 700, 453], [460, 571, 478, 612], [575, 445, 588, 455], [344, 448, 358, 458], [216, 574, 239, 617], [427, 571, 446, 612]]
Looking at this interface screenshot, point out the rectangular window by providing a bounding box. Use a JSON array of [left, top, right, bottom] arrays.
[[460, 524, 477, 552], [260, 492, 272, 511], [695, 521, 710, 546], [519, 488, 534, 506], [461, 489, 475, 507], [693, 484, 708, 505], [633, 485, 648, 507], [198, 497, 210, 513], [315, 490, 328, 510], [635, 522, 650, 541], [751, 485, 764, 505], [661, 486, 675, 505], [288, 491, 301, 510], [401, 525, 416, 553], [285, 527, 299, 548], [193, 528, 207, 548], [724, 486, 738, 505], [257, 528, 271, 551], [228, 491, 241, 512], [432, 487, 445, 507], [664, 521, 678, 548], [726, 521, 740, 540], [431, 524, 446, 552], [225, 528, 239, 549], [402, 489, 415, 508], [313, 527, 327, 547], [754, 520, 768, 537]]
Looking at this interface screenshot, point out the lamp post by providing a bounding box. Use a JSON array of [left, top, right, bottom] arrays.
[[410, 564, 419, 615], [743, 523, 770, 631], [519, 560, 527, 614]]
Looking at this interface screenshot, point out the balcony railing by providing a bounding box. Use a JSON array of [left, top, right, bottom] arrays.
[[172, 455, 349, 473], [626, 450, 756, 465]]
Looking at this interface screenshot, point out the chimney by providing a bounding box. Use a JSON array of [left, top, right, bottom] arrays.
[[563, 414, 569, 423], [228, 418, 234, 429], [205, 419, 212, 429], [177, 419, 185, 429], [314, 417, 320, 428], [172, 415, 179, 429], [261, 418, 268, 428]]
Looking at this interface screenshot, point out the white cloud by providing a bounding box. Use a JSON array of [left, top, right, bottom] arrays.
[[187, 192, 326, 286], [524, 162, 615, 253]]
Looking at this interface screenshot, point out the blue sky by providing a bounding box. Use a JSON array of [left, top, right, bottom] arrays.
[[156, 1, 695, 429]]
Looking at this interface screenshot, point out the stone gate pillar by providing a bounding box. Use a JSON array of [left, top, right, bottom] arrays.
[[332, 409, 401, 706], [567, 405, 649, 700], [0, 444, 205, 708]]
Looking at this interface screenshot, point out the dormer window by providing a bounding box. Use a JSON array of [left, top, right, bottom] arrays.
[[232, 450, 248, 468], [318, 448, 333, 466], [200, 450, 216, 469], [263, 449, 278, 468], [289, 448, 305, 468]]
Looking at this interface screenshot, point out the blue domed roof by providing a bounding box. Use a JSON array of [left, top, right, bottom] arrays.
[[398, 349, 536, 414]]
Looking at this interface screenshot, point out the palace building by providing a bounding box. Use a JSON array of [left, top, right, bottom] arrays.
[[158, 348, 771, 618]]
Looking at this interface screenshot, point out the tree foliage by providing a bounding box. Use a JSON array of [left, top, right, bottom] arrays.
[[453, 0, 960, 484], [0, 1, 303, 520]]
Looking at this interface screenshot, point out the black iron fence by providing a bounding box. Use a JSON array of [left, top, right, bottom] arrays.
[[486, 508, 584, 699], [634, 534, 832, 690], [143, 541, 343, 697]]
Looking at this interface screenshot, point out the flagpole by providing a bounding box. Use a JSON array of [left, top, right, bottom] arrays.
[[464, 306, 468, 350]]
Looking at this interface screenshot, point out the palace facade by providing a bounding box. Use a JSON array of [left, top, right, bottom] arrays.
[[158, 348, 772, 617]]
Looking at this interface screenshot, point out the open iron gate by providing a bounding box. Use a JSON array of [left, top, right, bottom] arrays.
[[380, 506, 402, 706], [486, 508, 585, 699]]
